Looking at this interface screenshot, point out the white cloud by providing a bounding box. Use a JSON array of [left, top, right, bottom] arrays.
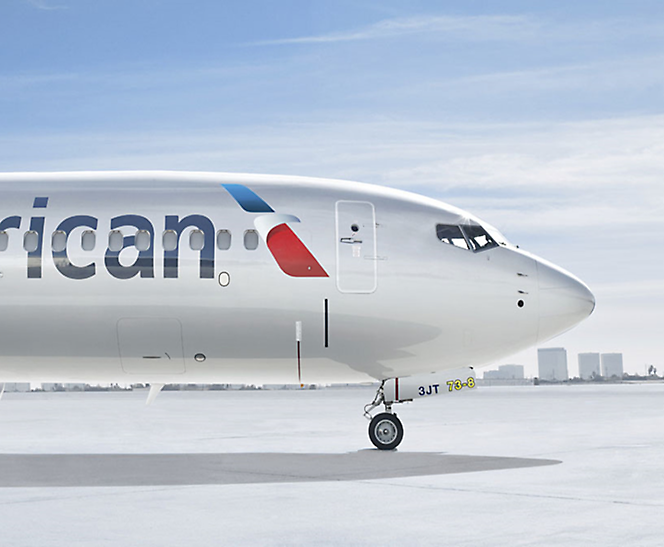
[[248, 13, 664, 47], [419, 54, 664, 96], [3, 115, 663, 196], [594, 280, 664, 300], [0, 62, 280, 95], [23, 0, 67, 10], [249, 15, 539, 46], [380, 116, 664, 190]]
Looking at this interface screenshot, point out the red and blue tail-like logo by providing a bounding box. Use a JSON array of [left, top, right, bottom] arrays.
[[222, 184, 328, 278]]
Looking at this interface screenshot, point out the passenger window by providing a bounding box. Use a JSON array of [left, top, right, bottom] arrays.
[[244, 230, 259, 250], [135, 230, 151, 252], [81, 230, 96, 251], [163, 230, 177, 251], [52, 231, 67, 253], [0, 231, 8, 252], [217, 230, 231, 250], [189, 229, 205, 251], [23, 231, 39, 252], [108, 230, 123, 252], [436, 224, 469, 250], [462, 224, 498, 252]]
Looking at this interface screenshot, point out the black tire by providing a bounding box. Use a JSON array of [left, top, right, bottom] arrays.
[[369, 412, 404, 450]]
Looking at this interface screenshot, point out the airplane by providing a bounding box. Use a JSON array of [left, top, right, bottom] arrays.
[[0, 171, 595, 449]]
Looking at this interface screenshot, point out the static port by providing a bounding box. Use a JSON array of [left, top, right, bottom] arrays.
[[194, 353, 206, 362]]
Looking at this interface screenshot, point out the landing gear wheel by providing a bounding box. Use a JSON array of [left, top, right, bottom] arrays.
[[369, 412, 403, 450]]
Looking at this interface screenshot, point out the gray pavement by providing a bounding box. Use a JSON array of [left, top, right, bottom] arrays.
[[0, 385, 662, 546]]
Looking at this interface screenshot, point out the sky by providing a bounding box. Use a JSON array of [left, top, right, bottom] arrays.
[[0, 0, 662, 376]]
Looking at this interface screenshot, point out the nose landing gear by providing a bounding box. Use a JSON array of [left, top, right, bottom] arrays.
[[364, 381, 404, 450], [363, 368, 477, 450]]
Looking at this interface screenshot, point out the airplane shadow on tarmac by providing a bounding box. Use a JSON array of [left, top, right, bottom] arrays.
[[0, 452, 560, 487]]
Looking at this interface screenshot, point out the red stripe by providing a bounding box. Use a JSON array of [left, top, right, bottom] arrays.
[[267, 224, 328, 277], [395, 378, 400, 402]]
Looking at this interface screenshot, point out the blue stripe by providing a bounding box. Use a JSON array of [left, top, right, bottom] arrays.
[[222, 184, 274, 213]]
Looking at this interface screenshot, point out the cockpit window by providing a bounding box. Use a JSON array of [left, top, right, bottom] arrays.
[[461, 224, 498, 252], [436, 224, 470, 250], [482, 222, 509, 247], [436, 223, 499, 253]]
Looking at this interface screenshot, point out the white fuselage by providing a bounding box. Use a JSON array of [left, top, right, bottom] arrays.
[[0, 171, 594, 385]]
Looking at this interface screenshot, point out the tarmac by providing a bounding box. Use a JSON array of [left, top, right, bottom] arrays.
[[0, 384, 662, 546]]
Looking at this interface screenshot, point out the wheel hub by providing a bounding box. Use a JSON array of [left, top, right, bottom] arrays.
[[375, 419, 397, 444]]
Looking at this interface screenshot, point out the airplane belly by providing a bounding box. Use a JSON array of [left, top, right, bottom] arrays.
[[0, 261, 539, 384], [0, 304, 123, 382]]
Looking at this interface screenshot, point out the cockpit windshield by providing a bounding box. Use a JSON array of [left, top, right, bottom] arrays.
[[436, 222, 500, 253], [461, 223, 498, 252], [435, 224, 470, 250], [481, 222, 509, 247]]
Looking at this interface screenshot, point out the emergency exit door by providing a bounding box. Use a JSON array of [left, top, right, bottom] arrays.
[[335, 200, 377, 293]]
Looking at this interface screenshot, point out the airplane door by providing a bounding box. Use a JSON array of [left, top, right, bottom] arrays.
[[335, 200, 377, 293], [118, 318, 186, 374]]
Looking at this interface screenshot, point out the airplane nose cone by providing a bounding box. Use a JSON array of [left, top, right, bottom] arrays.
[[537, 259, 595, 343]]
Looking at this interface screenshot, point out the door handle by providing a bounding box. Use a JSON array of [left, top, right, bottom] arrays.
[[340, 237, 363, 244]]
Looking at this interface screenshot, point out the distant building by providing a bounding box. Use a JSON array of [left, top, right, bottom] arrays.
[[601, 353, 624, 378], [484, 364, 525, 380], [498, 365, 524, 379], [538, 348, 568, 380], [41, 383, 86, 392], [578, 353, 600, 379], [3, 383, 31, 392]]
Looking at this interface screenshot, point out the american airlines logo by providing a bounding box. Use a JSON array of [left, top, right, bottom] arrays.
[[222, 184, 327, 278], [0, 184, 328, 280]]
